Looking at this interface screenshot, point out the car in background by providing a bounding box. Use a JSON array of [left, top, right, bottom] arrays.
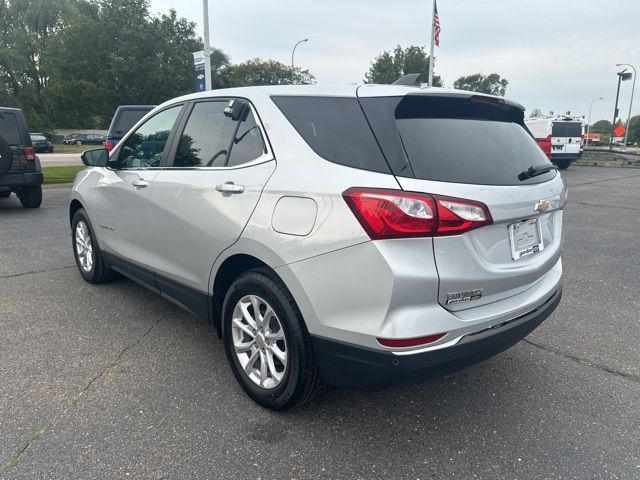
[[70, 82, 564, 410], [30, 133, 54, 153], [525, 115, 584, 170], [62, 133, 105, 145], [0, 107, 43, 208], [103, 105, 155, 151]]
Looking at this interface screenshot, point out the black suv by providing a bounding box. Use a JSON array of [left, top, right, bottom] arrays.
[[0, 107, 43, 208]]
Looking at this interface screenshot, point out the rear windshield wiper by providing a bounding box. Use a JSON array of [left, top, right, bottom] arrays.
[[518, 164, 557, 181]]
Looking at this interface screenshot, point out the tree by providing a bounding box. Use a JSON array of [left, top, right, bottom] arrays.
[[228, 58, 315, 87], [453, 73, 509, 96], [626, 115, 640, 144], [0, 0, 76, 129], [364, 45, 442, 86], [529, 108, 543, 118], [590, 119, 612, 134]]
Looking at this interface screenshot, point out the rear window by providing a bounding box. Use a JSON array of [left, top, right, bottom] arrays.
[[0, 113, 22, 145], [112, 109, 152, 136], [552, 121, 582, 138], [383, 96, 556, 185], [271, 96, 391, 174]]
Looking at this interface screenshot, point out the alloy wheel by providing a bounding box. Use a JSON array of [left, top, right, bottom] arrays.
[[75, 221, 94, 272], [231, 295, 288, 389]]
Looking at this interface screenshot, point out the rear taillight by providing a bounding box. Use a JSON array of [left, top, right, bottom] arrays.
[[537, 135, 552, 159], [23, 147, 36, 161], [104, 140, 114, 152], [342, 188, 492, 239], [377, 333, 446, 348]]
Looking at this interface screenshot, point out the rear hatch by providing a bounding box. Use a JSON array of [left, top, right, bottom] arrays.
[[359, 92, 565, 311], [551, 120, 582, 157]]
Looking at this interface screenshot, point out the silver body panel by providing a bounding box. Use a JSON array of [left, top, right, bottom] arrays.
[[70, 85, 564, 355]]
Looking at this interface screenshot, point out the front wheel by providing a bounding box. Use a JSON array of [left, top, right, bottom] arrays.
[[17, 185, 42, 208], [71, 209, 118, 283], [222, 270, 323, 410]]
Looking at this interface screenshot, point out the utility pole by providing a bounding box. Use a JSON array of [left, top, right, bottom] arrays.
[[616, 63, 636, 150], [202, 0, 212, 91]]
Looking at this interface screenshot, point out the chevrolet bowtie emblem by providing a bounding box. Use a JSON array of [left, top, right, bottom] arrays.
[[534, 200, 550, 213]]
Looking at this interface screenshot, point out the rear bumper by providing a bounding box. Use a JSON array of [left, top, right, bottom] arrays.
[[0, 172, 43, 187], [551, 152, 581, 163], [311, 287, 562, 389]]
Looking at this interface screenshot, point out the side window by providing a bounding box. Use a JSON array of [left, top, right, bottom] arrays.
[[174, 101, 237, 167], [116, 106, 181, 169], [227, 108, 266, 167]]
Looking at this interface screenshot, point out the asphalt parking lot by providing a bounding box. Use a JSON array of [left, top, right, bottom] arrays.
[[1, 166, 639, 479]]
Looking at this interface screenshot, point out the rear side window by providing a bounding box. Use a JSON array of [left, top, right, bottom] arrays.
[[271, 96, 391, 174], [0, 113, 22, 145], [227, 108, 266, 167], [113, 109, 152, 136], [552, 122, 581, 137], [364, 96, 555, 186]]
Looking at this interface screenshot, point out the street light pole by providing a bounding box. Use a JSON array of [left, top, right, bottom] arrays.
[[610, 69, 627, 151], [616, 63, 636, 149], [291, 38, 308, 85], [585, 97, 603, 149], [202, 0, 212, 91]]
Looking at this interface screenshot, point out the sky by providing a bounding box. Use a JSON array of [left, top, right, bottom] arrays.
[[149, 0, 639, 123]]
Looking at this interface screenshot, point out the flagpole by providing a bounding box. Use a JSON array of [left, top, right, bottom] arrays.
[[428, 0, 435, 86]]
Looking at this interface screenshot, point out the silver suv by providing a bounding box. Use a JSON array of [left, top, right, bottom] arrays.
[[70, 84, 564, 410]]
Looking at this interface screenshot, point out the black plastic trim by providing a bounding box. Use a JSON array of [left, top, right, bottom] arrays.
[[311, 288, 562, 389], [0, 172, 43, 186], [101, 251, 212, 324]]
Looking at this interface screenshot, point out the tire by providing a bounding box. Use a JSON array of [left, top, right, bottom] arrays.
[[75, 140, 82, 146], [0, 191, 11, 198], [71, 208, 118, 284], [0, 136, 13, 176], [222, 269, 323, 410], [17, 185, 42, 208], [556, 160, 571, 170]]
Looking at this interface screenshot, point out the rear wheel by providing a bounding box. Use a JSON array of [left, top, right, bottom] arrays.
[[71, 209, 117, 283], [222, 270, 323, 410], [556, 160, 571, 170], [17, 185, 42, 208]]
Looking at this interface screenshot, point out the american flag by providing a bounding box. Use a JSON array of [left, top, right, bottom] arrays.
[[433, 1, 441, 47]]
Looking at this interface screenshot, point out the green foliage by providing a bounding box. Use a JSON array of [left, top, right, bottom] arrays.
[[364, 45, 442, 86], [228, 58, 315, 87], [453, 73, 508, 96], [590, 119, 613, 133], [627, 115, 640, 144], [0, 0, 316, 130], [529, 108, 543, 118]]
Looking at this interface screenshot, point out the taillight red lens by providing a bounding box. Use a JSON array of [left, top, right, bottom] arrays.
[[432, 194, 493, 236], [377, 333, 446, 348], [537, 135, 552, 159], [343, 188, 492, 239], [104, 140, 114, 152], [23, 147, 36, 161], [342, 188, 436, 239]]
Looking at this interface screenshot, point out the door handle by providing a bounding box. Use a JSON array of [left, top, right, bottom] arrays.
[[132, 178, 149, 188], [215, 182, 245, 194]]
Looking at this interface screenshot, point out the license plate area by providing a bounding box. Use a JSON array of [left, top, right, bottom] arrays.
[[509, 218, 544, 260]]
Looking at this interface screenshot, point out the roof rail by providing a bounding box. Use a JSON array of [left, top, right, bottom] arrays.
[[392, 73, 423, 86]]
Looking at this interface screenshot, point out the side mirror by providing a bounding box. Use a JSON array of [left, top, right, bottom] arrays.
[[81, 148, 109, 167]]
